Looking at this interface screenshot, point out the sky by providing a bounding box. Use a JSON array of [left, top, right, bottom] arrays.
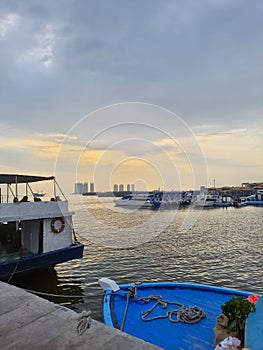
[[0, 0, 262, 194]]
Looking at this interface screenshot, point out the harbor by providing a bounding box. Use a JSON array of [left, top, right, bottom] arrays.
[[73, 181, 263, 211], [1, 179, 263, 348]]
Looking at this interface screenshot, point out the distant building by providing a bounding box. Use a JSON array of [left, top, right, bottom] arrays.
[[242, 182, 263, 189], [90, 182, 95, 193], [131, 184, 135, 192], [113, 184, 118, 192], [127, 184, 130, 191], [83, 182, 88, 193], [119, 184, 124, 192], [74, 182, 89, 194], [74, 182, 85, 194]]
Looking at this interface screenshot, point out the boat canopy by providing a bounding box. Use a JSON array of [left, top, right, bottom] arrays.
[[0, 174, 54, 184]]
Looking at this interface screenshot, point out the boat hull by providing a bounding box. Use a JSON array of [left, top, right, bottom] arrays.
[[114, 199, 153, 208], [0, 243, 84, 281], [213, 202, 232, 208], [102, 282, 259, 350], [246, 201, 263, 206]]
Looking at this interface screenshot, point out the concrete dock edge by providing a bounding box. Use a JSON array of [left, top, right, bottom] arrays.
[[0, 281, 162, 350]]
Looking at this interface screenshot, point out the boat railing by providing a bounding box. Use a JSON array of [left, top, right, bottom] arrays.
[[0, 200, 72, 222], [0, 194, 63, 204]]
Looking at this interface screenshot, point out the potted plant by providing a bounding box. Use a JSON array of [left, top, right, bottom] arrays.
[[220, 296, 256, 344]]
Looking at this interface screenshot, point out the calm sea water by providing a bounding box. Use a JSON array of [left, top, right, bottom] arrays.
[[11, 195, 263, 322]]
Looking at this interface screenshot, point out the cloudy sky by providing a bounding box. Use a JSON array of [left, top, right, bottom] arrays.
[[0, 0, 262, 193]]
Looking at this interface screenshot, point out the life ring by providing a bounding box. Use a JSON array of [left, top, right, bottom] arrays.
[[51, 217, 65, 234]]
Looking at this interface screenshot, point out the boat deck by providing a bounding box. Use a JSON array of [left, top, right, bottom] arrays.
[[0, 281, 161, 350]]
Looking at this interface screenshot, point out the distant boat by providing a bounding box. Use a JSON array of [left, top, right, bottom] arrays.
[[195, 192, 231, 208], [194, 192, 218, 207], [233, 197, 248, 208], [213, 197, 232, 208], [244, 190, 263, 206], [99, 279, 261, 350], [160, 191, 192, 208], [114, 192, 162, 209], [33, 191, 45, 197], [0, 174, 84, 281]]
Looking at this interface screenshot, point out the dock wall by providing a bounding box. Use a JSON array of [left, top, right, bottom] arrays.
[[0, 281, 161, 350]]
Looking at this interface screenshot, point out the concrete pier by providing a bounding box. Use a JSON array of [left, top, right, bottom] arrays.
[[0, 282, 161, 350]]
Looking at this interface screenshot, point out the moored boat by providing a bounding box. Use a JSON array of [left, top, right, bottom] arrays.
[[160, 191, 192, 209], [195, 192, 232, 208], [33, 191, 46, 198], [244, 190, 263, 206], [233, 197, 248, 208], [114, 192, 163, 210], [0, 174, 84, 281], [194, 192, 218, 207], [99, 279, 261, 350]]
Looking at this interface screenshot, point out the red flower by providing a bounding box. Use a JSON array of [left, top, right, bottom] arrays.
[[247, 295, 259, 304]]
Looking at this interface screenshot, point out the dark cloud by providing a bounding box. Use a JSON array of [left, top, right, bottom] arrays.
[[0, 0, 262, 134]]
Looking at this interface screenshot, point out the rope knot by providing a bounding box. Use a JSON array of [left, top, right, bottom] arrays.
[[77, 310, 92, 335]]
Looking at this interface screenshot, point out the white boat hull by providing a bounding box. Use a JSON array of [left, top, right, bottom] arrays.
[[114, 199, 153, 208]]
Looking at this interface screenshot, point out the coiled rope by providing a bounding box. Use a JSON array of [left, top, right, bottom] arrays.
[[120, 286, 205, 331], [77, 310, 92, 335]]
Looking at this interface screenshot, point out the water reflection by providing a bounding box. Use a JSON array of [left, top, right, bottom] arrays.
[[11, 267, 84, 309]]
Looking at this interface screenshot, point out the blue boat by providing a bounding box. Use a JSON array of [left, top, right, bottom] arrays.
[[100, 279, 261, 350], [0, 174, 84, 281], [245, 294, 263, 349]]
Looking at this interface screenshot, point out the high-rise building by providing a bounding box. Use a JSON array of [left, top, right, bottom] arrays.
[[127, 184, 130, 191], [132, 184, 135, 192], [83, 182, 88, 193], [74, 182, 89, 194], [113, 184, 118, 192], [74, 182, 84, 194], [90, 182, 95, 193], [119, 184, 124, 192]]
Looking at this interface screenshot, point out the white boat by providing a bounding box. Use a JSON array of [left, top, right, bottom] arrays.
[[244, 190, 263, 206], [213, 196, 232, 208], [33, 191, 46, 197], [233, 197, 248, 208], [0, 174, 84, 281], [160, 191, 192, 208], [114, 193, 162, 209], [195, 192, 232, 208], [194, 193, 218, 207]]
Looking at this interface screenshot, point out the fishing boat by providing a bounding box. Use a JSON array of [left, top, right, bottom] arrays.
[[114, 192, 163, 210], [99, 279, 261, 350], [0, 174, 84, 281]]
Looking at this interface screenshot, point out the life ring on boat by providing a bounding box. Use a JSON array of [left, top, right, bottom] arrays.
[[51, 217, 65, 234]]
